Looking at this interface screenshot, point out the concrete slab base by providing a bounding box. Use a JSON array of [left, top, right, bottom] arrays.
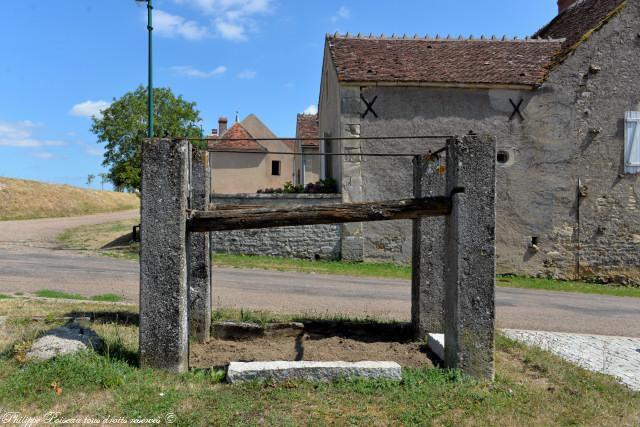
[[227, 361, 402, 383], [428, 333, 445, 361]]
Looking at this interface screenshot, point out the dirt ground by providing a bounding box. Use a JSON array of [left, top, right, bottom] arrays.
[[190, 334, 434, 368]]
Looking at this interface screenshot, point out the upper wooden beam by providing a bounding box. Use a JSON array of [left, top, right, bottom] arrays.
[[188, 197, 452, 232]]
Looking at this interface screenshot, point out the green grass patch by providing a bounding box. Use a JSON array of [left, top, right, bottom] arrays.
[[90, 294, 125, 302], [496, 275, 640, 298], [214, 253, 412, 280], [0, 299, 638, 425], [211, 307, 397, 326], [0, 294, 12, 300], [34, 290, 124, 302]]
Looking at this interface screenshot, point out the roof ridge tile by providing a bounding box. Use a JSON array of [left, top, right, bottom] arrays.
[[327, 32, 565, 43]]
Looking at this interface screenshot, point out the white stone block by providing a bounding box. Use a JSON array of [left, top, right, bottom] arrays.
[[227, 361, 402, 383], [428, 333, 445, 361]]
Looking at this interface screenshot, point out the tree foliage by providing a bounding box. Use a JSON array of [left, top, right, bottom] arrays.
[[91, 86, 202, 191]]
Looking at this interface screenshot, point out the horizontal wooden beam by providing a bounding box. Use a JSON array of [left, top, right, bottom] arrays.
[[188, 197, 451, 232]]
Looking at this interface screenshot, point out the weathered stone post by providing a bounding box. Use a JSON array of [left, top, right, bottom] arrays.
[[140, 138, 190, 373], [411, 154, 446, 339], [444, 135, 496, 380], [189, 147, 211, 342]]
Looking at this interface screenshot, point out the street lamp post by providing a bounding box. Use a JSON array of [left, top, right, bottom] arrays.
[[136, 0, 153, 138]]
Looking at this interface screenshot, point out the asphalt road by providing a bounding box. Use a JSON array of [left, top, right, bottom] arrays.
[[0, 211, 638, 337]]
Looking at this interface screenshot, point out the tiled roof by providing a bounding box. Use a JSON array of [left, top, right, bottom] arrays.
[[296, 114, 320, 147], [535, 0, 626, 55], [209, 122, 266, 152], [326, 35, 563, 87]]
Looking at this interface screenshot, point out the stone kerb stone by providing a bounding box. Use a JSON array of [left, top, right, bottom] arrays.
[[227, 361, 402, 383]]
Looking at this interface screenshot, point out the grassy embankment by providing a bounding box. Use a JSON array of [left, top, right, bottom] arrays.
[[0, 299, 637, 425], [57, 219, 640, 298], [0, 177, 139, 221]]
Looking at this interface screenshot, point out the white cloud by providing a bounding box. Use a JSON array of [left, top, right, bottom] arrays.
[[69, 100, 111, 119], [215, 19, 247, 41], [0, 121, 68, 149], [154, 10, 208, 40], [0, 121, 42, 147], [303, 105, 318, 115], [173, 0, 272, 41], [331, 6, 350, 22], [171, 65, 227, 78], [32, 152, 55, 160], [237, 70, 257, 79]]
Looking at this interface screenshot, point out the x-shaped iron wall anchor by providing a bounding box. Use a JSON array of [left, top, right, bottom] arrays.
[[361, 94, 378, 119], [509, 98, 525, 121]]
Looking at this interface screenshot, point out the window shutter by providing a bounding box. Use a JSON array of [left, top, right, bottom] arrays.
[[624, 112, 640, 174]]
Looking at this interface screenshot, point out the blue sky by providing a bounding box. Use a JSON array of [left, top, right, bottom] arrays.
[[0, 0, 557, 189]]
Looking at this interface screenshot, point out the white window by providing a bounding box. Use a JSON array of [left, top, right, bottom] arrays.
[[624, 111, 640, 174]]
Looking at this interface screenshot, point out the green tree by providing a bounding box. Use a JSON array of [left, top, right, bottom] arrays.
[[91, 86, 202, 191], [86, 174, 95, 187]]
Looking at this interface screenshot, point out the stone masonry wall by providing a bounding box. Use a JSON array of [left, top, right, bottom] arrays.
[[210, 194, 342, 260], [328, 1, 640, 283], [211, 224, 341, 260]]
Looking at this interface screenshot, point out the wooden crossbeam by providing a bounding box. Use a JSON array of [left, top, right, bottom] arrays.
[[188, 197, 452, 232]]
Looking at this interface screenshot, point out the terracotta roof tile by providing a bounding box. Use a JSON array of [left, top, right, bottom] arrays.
[[296, 113, 320, 147], [208, 122, 266, 152], [535, 0, 626, 56], [327, 36, 563, 87]]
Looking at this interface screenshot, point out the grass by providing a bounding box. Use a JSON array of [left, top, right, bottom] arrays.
[[0, 298, 637, 426], [496, 275, 640, 298], [0, 176, 139, 221], [0, 294, 13, 300], [57, 219, 640, 298], [211, 307, 398, 326], [34, 290, 124, 303]]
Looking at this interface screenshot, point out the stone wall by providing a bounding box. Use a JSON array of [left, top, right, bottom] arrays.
[[210, 193, 342, 260], [320, 1, 640, 283]]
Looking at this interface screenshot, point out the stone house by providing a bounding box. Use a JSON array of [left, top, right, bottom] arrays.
[[317, 0, 640, 283], [294, 113, 322, 185], [207, 114, 295, 194]]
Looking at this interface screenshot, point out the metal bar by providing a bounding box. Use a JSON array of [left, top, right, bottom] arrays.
[[188, 197, 452, 232], [206, 150, 442, 157], [181, 135, 453, 142]]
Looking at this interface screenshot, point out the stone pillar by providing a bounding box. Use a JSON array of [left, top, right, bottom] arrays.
[[444, 135, 496, 380], [189, 147, 211, 342], [139, 138, 190, 373], [411, 154, 446, 339], [340, 87, 365, 261]]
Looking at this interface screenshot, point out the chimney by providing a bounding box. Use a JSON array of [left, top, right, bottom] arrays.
[[218, 116, 228, 135], [210, 128, 218, 137], [558, 0, 577, 14]]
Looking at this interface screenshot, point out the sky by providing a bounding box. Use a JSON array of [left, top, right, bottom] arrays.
[[0, 0, 558, 189]]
